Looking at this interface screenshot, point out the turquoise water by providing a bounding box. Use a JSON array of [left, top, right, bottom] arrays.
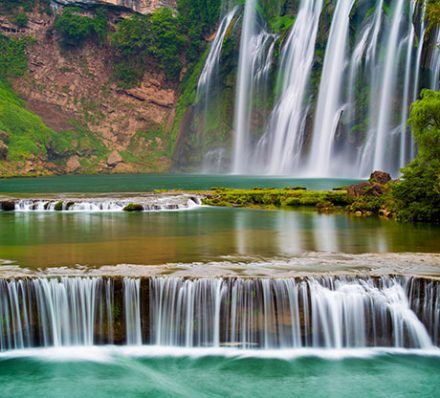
[[0, 174, 361, 193], [0, 207, 438, 267], [0, 350, 439, 398]]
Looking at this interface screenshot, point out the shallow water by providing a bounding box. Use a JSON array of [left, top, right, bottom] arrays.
[[0, 207, 438, 268], [0, 174, 360, 193], [0, 348, 439, 398]]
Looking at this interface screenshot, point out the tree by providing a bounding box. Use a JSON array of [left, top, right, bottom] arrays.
[[391, 89, 440, 222]]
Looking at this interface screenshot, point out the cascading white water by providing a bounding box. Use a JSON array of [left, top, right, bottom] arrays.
[[307, 0, 355, 176], [257, 0, 324, 174], [398, 1, 416, 169], [1, 276, 439, 352], [372, 0, 405, 172], [197, 8, 238, 95], [197, 7, 238, 174], [0, 278, 111, 350], [124, 278, 142, 345], [148, 276, 438, 349], [430, 28, 440, 90], [232, 0, 276, 173], [2, 196, 202, 212]]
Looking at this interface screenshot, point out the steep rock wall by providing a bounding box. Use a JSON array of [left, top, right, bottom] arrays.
[[52, 0, 176, 14]]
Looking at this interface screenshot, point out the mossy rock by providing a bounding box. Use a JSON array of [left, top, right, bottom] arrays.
[[54, 201, 63, 211], [123, 203, 144, 212]]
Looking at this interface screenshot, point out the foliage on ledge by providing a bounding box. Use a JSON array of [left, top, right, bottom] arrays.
[[390, 89, 440, 223]]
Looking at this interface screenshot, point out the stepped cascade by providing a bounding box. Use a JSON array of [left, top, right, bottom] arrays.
[[1, 276, 439, 351], [184, 0, 440, 177], [0, 195, 202, 212]]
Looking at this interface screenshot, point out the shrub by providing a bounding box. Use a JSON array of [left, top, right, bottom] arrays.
[[111, 8, 184, 82], [0, 33, 28, 80], [391, 89, 440, 222], [54, 7, 107, 47], [13, 12, 28, 28]]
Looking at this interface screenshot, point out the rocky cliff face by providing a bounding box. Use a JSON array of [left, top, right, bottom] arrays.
[[52, 0, 176, 15], [0, 5, 178, 175]]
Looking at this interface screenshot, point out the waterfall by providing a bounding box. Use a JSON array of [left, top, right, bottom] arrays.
[[430, 28, 440, 90], [1, 276, 439, 352], [307, 0, 355, 176], [185, 0, 440, 177], [197, 7, 238, 173], [197, 8, 238, 95], [232, 0, 276, 173], [0, 195, 202, 212], [258, 0, 324, 174]]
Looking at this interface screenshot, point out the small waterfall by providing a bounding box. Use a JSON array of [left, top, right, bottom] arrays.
[[197, 7, 238, 173], [1, 276, 438, 352], [1, 196, 202, 212], [232, 0, 276, 173], [197, 8, 238, 95], [0, 278, 112, 350], [430, 28, 440, 90], [124, 279, 142, 345], [307, 0, 355, 176], [258, 0, 324, 174]]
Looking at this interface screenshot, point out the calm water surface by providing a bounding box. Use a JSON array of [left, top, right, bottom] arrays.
[[0, 207, 438, 268], [0, 174, 360, 193]]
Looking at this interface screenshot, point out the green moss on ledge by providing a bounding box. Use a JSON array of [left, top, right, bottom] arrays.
[[201, 187, 392, 218]]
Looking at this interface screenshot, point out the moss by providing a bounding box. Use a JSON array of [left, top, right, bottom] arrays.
[[54, 201, 63, 211], [123, 203, 144, 212], [202, 188, 352, 209]]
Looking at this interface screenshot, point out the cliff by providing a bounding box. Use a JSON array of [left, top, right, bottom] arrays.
[[0, 1, 182, 176], [52, 0, 176, 15]]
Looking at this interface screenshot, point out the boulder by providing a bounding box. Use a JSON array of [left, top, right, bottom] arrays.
[[370, 170, 391, 185], [66, 155, 81, 173], [107, 150, 123, 167], [0, 141, 8, 160], [0, 201, 15, 211]]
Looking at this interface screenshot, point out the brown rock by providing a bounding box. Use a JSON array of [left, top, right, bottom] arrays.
[[66, 155, 81, 173], [347, 182, 372, 197], [0, 141, 8, 160], [107, 150, 123, 167], [370, 170, 391, 185]]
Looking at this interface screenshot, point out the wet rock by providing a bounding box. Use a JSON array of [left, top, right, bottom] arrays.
[[0, 201, 15, 211], [123, 203, 144, 212], [66, 155, 81, 173], [369, 170, 391, 185]]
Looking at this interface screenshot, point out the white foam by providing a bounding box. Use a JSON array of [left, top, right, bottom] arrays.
[[1, 345, 439, 363]]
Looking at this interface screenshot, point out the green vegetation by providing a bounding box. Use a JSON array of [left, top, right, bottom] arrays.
[[54, 7, 107, 47], [123, 203, 144, 211], [13, 12, 28, 28], [427, 0, 440, 29], [0, 81, 106, 172], [176, 0, 221, 63], [202, 188, 353, 209], [391, 89, 440, 223], [0, 33, 29, 80], [111, 8, 184, 84]]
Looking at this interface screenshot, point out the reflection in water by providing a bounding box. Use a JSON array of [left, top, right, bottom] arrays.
[[0, 208, 438, 268], [313, 214, 338, 253]]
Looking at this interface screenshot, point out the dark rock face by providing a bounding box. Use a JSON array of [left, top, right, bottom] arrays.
[[369, 170, 392, 185], [0, 201, 15, 211], [347, 170, 391, 197]]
